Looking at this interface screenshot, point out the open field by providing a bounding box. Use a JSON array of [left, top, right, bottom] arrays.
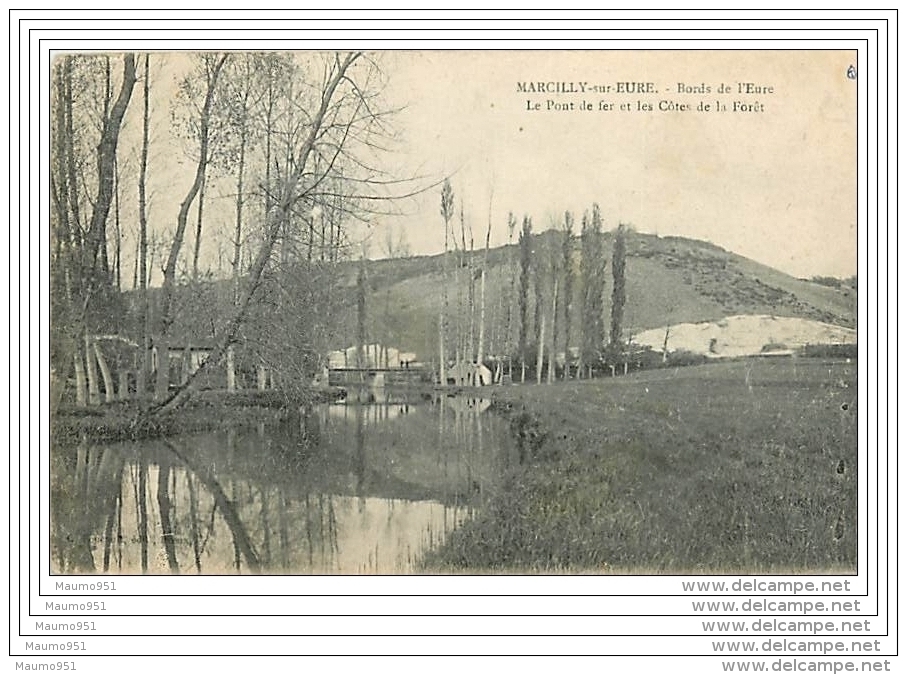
[[424, 357, 858, 573]]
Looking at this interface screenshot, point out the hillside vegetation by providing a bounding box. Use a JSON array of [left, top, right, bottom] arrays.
[[129, 229, 856, 368], [330, 230, 856, 361]]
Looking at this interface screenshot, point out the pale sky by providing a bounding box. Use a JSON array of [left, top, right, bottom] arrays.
[[375, 50, 858, 278], [107, 49, 858, 282]]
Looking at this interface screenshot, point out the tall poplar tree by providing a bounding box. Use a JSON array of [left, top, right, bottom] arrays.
[[579, 205, 606, 376], [156, 53, 229, 400], [561, 211, 575, 378], [439, 179, 455, 386], [518, 216, 533, 382], [610, 222, 628, 350]]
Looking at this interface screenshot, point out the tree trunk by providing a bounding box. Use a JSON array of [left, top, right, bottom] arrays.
[[138, 54, 152, 399], [561, 214, 574, 380], [156, 460, 180, 573], [52, 62, 73, 276], [118, 369, 129, 401], [132, 239, 138, 291], [454, 258, 462, 383], [357, 262, 367, 374], [73, 349, 87, 406], [226, 345, 236, 392], [232, 123, 247, 305], [163, 440, 260, 572], [155, 338, 170, 401], [93, 340, 115, 403], [518, 218, 532, 383], [85, 335, 100, 406], [536, 315, 545, 385], [438, 313, 446, 385], [478, 269, 486, 368], [113, 157, 121, 292], [64, 58, 82, 250], [440, 236, 448, 385], [83, 55, 137, 302], [610, 223, 627, 349], [534, 261, 544, 367], [137, 452, 148, 573], [186, 474, 202, 573], [439, 183, 453, 387], [478, 203, 492, 370], [505, 214, 516, 368], [468, 245, 475, 365], [181, 347, 191, 384], [548, 277, 558, 384], [192, 172, 206, 281], [308, 211, 314, 262]]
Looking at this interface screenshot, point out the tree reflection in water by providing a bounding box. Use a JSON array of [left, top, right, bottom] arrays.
[[51, 437, 125, 573], [50, 397, 513, 574]]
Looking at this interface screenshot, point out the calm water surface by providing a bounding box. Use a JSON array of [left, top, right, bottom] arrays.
[[51, 395, 515, 574]]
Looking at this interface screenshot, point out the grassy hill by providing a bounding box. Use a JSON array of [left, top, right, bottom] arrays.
[[329, 229, 856, 362], [122, 229, 855, 369]]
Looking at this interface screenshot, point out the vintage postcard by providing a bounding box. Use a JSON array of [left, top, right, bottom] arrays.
[[48, 48, 859, 577]]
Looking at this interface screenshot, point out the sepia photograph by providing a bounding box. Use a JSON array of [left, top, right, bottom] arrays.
[[48, 49, 859, 576]]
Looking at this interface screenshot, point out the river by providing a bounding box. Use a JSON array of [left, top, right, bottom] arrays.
[[50, 394, 515, 574]]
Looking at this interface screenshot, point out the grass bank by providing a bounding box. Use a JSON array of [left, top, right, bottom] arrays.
[[51, 387, 345, 444], [423, 358, 857, 573]]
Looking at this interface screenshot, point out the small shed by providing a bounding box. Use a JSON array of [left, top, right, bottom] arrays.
[[446, 362, 494, 386]]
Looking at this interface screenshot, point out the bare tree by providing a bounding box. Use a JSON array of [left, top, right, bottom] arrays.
[[547, 241, 559, 384], [50, 54, 137, 406], [466, 205, 476, 372], [439, 178, 454, 386], [216, 53, 276, 390], [518, 215, 532, 382], [136, 53, 152, 398], [560, 211, 575, 379], [504, 212, 517, 380], [153, 52, 382, 413], [356, 260, 368, 371], [455, 199, 468, 383], [533, 231, 546, 372], [155, 53, 229, 400], [476, 189, 493, 377], [610, 222, 628, 350], [579, 205, 606, 377], [382, 224, 411, 259]]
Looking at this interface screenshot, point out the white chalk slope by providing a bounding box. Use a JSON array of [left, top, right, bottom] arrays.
[[633, 314, 857, 358]]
